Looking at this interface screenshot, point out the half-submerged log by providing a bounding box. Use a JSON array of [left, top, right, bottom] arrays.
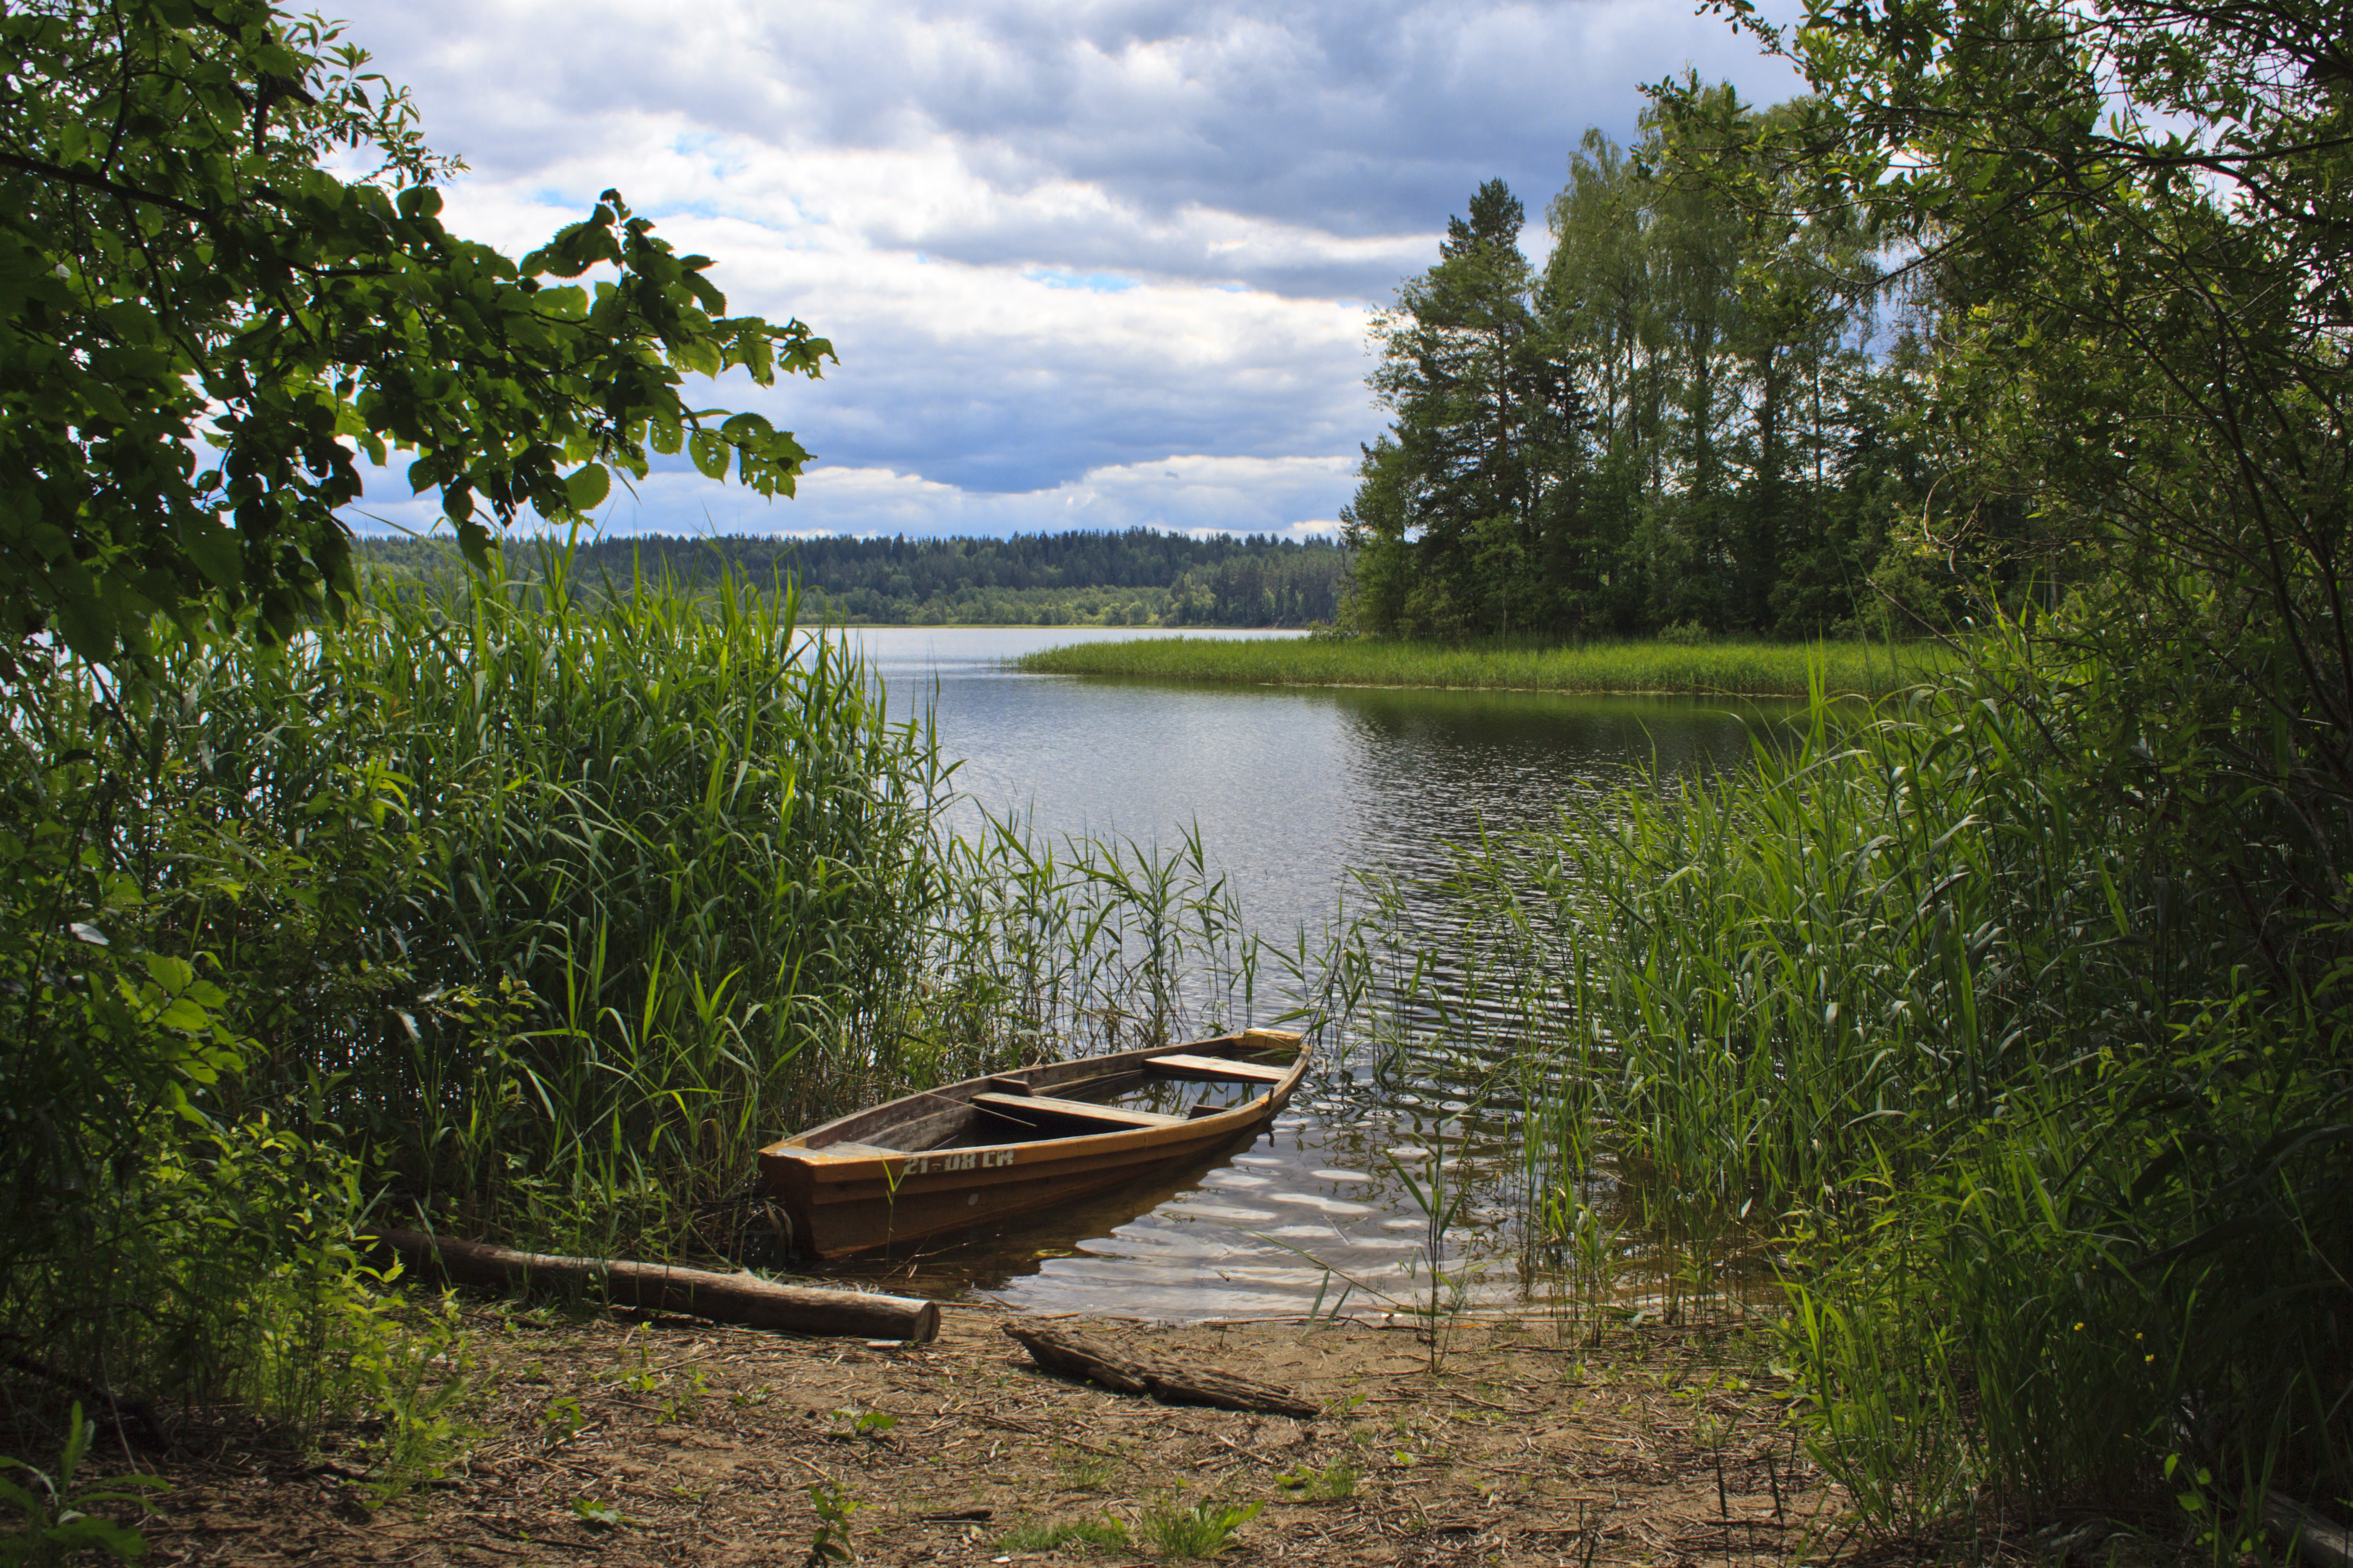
[[377, 1229, 939, 1343], [1002, 1319, 1317, 1419]]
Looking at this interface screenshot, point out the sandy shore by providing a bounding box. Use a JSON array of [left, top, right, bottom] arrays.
[[32, 1301, 2021, 1566]]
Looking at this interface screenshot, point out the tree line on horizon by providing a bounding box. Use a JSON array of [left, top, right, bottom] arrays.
[[357, 528, 1346, 627]]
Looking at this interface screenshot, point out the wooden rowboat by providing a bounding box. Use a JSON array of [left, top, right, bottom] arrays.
[[756, 1028, 1309, 1258]]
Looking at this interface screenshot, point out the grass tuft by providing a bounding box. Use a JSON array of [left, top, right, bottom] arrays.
[[1274, 1459, 1359, 1500], [998, 1516, 1132, 1552], [1138, 1497, 1264, 1559]]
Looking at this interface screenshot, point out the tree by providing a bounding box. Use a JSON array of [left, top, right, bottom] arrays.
[[1659, 0, 2353, 895], [1340, 108, 1902, 642], [1, 0, 831, 661], [1344, 179, 1586, 636], [1542, 89, 1899, 636]]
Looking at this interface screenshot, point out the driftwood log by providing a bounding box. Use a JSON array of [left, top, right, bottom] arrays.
[[1002, 1318, 1318, 1419], [2265, 1496, 2353, 1568], [377, 1229, 939, 1344]]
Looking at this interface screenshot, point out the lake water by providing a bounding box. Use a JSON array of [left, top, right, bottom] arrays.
[[816, 626, 1792, 1318]]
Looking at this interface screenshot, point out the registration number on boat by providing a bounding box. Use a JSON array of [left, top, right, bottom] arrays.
[[899, 1149, 1017, 1175]]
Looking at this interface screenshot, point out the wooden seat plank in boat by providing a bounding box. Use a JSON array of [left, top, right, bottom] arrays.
[[973, 1092, 1190, 1130], [1143, 1053, 1290, 1086]]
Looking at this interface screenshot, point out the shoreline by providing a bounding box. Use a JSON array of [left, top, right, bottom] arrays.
[[1013, 636, 1950, 702], [823, 623, 1303, 632], [1164, 677, 1835, 700], [37, 1299, 1930, 1567]]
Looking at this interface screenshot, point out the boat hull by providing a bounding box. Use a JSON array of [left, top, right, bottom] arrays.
[[757, 1029, 1308, 1258]]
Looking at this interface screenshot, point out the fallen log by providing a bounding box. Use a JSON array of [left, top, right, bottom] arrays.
[[2264, 1496, 2353, 1568], [375, 1229, 939, 1344], [0, 1338, 168, 1450], [1002, 1318, 1318, 1419]]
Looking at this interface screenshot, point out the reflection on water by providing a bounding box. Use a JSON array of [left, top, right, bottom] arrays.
[[816, 628, 1794, 1316]]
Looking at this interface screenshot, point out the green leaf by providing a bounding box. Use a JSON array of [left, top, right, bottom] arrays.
[[564, 462, 610, 512], [458, 520, 495, 572], [571, 1498, 627, 1529], [142, 953, 196, 991], [43, 1514, 150, 1559], [2, 0, 829, 662], [688, 429, 729, 480]]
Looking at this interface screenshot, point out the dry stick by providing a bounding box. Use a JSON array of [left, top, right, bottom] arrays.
[[1001, 1319, 1319, 1419], [971, 1411, 1137, 1465]]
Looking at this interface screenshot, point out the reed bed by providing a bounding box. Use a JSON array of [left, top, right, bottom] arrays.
[[1014, 633, 1947, 697], [1349, 626, 2351, 1533], [0, 546, 1324, 1415]]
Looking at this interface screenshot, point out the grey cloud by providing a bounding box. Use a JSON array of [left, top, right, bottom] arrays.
[[325, 0, 1795, 519], [721, 310, 1369, 493], [340, 0, 1800, 290]]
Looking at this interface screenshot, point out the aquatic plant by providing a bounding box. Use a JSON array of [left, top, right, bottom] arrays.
[[1356, 625, 2353, 1525], [1015, 633, 1945, 698]]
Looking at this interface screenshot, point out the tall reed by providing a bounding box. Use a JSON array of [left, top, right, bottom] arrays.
[[1, 544, 1313, 1410], [1355, 631, 2352, 1527]]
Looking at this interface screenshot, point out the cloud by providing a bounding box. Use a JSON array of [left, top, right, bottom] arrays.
[[346, 453, 1358, 540], [331, 0, 1800, 535]]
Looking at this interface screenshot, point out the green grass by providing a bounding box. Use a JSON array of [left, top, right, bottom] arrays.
[[1274, 1459, 1359, 1500], [1013, 634, 1948, 697], [998, 1517, 1131, 1553], [1138, 1498, 1263, 1559]]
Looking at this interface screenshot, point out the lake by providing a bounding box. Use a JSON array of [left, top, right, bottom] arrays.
[[818, 626, 1793, 1317]]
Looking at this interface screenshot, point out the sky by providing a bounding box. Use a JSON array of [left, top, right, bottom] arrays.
[[334, 0, 1802, 542]]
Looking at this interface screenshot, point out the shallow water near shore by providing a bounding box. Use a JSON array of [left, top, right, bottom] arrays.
[[811, 627, 1795, 1316]]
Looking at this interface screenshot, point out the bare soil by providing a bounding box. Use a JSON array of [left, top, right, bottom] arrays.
[[9, 1303, 2076, 1567]]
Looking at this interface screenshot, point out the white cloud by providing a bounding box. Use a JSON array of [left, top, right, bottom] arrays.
[[347, 454, 1356, 540], [331, 0, 1800, 536]]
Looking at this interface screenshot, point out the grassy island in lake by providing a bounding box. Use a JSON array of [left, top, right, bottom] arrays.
[[1015, 635, 1948, 698]]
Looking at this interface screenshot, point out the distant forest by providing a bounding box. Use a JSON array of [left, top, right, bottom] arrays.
[[356, 529, 1347, 626]]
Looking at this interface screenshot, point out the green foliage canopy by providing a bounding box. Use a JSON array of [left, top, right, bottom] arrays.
[[1624, 0, 2353, 1506], [0, 0, 832, 659], [1343, 108, 1903, 641], [1654, 0, 2353, 924]]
